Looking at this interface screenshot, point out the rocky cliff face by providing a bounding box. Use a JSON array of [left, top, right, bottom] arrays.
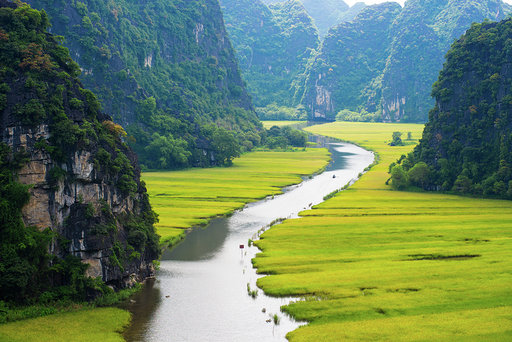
[[25, 0, 261, 169], [381, 0, 510, 122], [301, 0, 510, 122], [6, 124, 156, 287], [402, 18, 512, 198], [221, 0, 319, 108], [302, 3, 401, 120], [0, 2, 159, 290]]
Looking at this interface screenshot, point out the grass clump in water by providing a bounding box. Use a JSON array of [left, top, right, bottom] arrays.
[[247, 283, 258, 299]]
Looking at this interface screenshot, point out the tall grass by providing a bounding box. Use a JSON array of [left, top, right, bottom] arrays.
[[0, 308, 130, 342], [142, 149, 330, 245], [254, 122, 512, 341]]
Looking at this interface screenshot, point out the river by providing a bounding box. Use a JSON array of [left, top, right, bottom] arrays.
[[123, 136, 374, 341]]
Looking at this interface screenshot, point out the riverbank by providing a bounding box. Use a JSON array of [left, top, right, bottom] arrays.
[[254, 122, 512, 340], [142, 148, 330, 246], [123, 139, 374, 341], [0, 148, 330, 341]]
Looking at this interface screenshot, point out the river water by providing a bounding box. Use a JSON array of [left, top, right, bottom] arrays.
[[123, 137, 374, 342]]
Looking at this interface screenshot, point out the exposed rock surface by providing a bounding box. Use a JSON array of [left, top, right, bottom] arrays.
[[0, 1, 159, 289], [221, 0, 319, 108], [25, 0, 261, 169], [300, 0, 510, 122]]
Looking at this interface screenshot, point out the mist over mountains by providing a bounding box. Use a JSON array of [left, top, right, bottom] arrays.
[[223, 0, 512, 122]]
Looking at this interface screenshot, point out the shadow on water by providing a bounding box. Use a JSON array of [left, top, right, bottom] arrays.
[[122, 133, 374, 342], [161, 134, 347, 263], [161, 217, 230, 261], [121, 279, 161, 341]]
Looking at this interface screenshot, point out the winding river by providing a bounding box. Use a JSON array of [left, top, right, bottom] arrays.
[[123, 136, 374, 341]]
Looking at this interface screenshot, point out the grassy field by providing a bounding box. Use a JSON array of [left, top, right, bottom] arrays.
[[142, 149, 330, 244], [0, 308, 130, 342], [254, 122, 512, 341], [261, 120, 307, 128]]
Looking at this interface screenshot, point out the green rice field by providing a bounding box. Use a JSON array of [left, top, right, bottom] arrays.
[[142, 149, 330, 244], [0, 308, 130, 342], [254, 122, 512, 341]]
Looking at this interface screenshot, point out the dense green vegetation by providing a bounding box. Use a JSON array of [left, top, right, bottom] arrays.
[[26, 0, 261, 169], [261, 0, 365, 37], [254, 122, 512, 341], [303, 3, 401, 120], [0, 143, 51, 303], [380, 0, 510, 122], [0, 307, 130, 342], [261, 120, 306, 129], [395, 18, 512, 200], [0, 0, 158, 316], [301, 0, 511, 122], [256, 103, 307, 121], [142, 148, 329, 244], [220, 0, 319, 112]]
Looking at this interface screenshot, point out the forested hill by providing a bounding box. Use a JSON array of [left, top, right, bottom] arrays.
[[302, 3, 402, 121], [261, 0, 366, 36], [0, 1, 159, 302], [380, 0, 510, 122], [25, 0, 261, 169], [220, 0, 319, 112], [302, 0, 510, 122], [395, 18, 512, 199]]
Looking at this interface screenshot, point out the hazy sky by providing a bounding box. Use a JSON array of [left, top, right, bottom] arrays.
[[344, 0, 512, 6]]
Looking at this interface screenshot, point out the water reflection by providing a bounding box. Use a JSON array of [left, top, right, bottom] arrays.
[[123, 138, 374, 342], [161, 218, 230, 261], [121, 279, 161, 341]]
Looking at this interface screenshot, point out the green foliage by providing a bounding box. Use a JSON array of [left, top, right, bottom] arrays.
[[399, 19, 512, 200], [303, 0, 510, 122], [263, 125, 307, 149], [303, 3, 401, 120], [221, 0, 319, 109], [26, 0, 261, 169], [335, 109, 381, 123], [407, 162, 430, 188], [256, 104, 307, 121], [48, 166, 66, 188], [0, 2, 160, 309], [389, 132, 404, 146], [381, 0, 511, 122], [0, 143, 49, 303], [390, 164, 408, 190], [0, 144, 93, 305], [15, 99, 46, 126], [143, 133, 191, 169]]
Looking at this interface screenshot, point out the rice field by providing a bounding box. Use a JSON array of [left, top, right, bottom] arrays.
[[142, 149, 330, 244], [0, 308, 130, 342], [253, 122, 512, 341]]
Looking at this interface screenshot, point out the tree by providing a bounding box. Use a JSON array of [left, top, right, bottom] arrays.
[[408, 162, 430, 188], [144, 133, 190, 169], [389, 132, 404, 146], [390, 165, 408, 190], [210, 127, 240, 165]]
